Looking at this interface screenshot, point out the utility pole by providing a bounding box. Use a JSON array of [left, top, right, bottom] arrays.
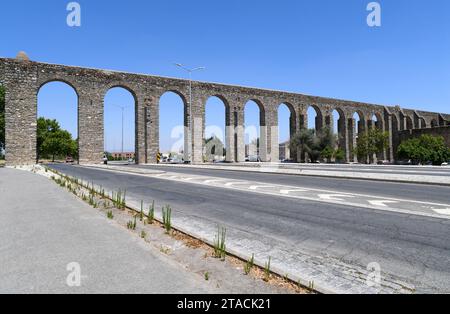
[[174, 64, 205, 163], [113, 104, 128, 160]]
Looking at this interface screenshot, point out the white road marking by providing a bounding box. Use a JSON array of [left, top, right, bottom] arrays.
[[204, 179, 226, 184], [225, 181, 248, 187], [368, 200, 399, 207], [318, 194, 355, 201], [280, 189, 308, 195], [249, 185, 275, 190], [432, 208, 450, 216]]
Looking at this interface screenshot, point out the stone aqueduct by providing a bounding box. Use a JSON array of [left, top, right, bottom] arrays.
[[1, 57, 449, 166]]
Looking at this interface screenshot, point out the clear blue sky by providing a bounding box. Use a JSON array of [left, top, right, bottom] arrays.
[[2, 0, 449, 152]]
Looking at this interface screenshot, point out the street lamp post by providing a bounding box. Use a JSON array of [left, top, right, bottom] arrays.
[[113, 104, 128, 160], [174, 63, 205, 163]]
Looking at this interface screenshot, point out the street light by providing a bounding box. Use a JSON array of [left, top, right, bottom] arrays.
[[112, 104, 130, 160], [174, 63, 206, 163]]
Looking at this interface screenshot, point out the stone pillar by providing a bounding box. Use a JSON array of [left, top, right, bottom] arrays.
[[267, 110, 279, 162], [385, 114, 394, 163], [289, 110, 298, 162], [78, 90, 104, 165], [135, 95, 145, 164], [348, 118, 356, 162], [4, 60, 38, 166], [339, 117, 350, 163], [184, 101, 191, 162], [225, 105, 235, 162], [191, 99, 204, 164], [145, 97, 159, 164], [235, 108, 245, 162]]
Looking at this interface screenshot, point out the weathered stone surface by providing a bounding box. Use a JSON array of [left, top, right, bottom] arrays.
[[0, 57, 448, 166]]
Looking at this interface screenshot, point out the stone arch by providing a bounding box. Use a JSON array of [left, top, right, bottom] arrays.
[[419, 117, 427, 129], [203, 95, 230, 162], [405, 115, 414, 130], [103, 86, 137, 162], [277, 102, 297, 161], [37, 79, 80, 98], [37, 80, 79, 163], [431, 119, 439, 128], [243, 99, 266, 161], [102, 83, 138, 103], [306, 104, 323, 132], [349, 111, 366, 163], [370, 112, 384, 130], [331, 108, 347, 162], [158, 90, 189, 161]]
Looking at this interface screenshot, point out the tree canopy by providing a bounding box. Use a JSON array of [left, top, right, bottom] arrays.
[[290, 127, 340, 163], [354, 128, 390, 163], [37, 118, 78, 162], [397, 134, 450, 165]]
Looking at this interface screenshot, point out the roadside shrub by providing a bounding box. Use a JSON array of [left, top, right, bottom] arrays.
[[397, 134, 450, 165]]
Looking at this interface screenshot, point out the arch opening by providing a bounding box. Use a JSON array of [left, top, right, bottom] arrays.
[[204, 96, 227, 162], [244, 100, 264, 162], [37, 81, 78, 163], [278, 103, 296, 162], [104, 87, 136, 162], [159, 91, 186, 163], [307, 105, 323, 133]]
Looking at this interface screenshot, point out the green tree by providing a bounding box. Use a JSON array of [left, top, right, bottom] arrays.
[[397, 135, 450, 165], [320, 146, 334, 162], [334, 148, 346, 163], [0, 85, 5, 157], [37, 117, 78, 162], [290, 127, 338, 163], [354, 128, 390, 164]]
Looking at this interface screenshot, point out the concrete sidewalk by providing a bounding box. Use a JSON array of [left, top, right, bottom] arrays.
[[0, 168, 247, 294]]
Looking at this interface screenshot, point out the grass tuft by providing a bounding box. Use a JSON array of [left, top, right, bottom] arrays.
[[162, 205, 172, 234], [263, 256, 271, 282], [244, 254, 255, 275], [213, 226, 227, 260]]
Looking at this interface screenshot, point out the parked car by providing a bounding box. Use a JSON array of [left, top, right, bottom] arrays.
[[65, 156, 74, 163]]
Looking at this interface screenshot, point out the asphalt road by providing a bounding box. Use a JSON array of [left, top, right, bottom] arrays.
[[205, 162, 450, 177], [50, 164, 450, 293], [135, 164, 450, 204]]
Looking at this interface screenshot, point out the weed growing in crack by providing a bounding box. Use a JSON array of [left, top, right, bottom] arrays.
[[107, 211, 114, 219], [162, 205, 172, 234], [308, 281, 315, 292], [140, 200, 144, 221], [213, 226, 227, 260], [127, 217, 137, 231], [147, 201, 155, 224], [263, 257, 271, 282], [141, 230, 147, 239], [244, 254, 255, 275], [204, 272, 210, 281]]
